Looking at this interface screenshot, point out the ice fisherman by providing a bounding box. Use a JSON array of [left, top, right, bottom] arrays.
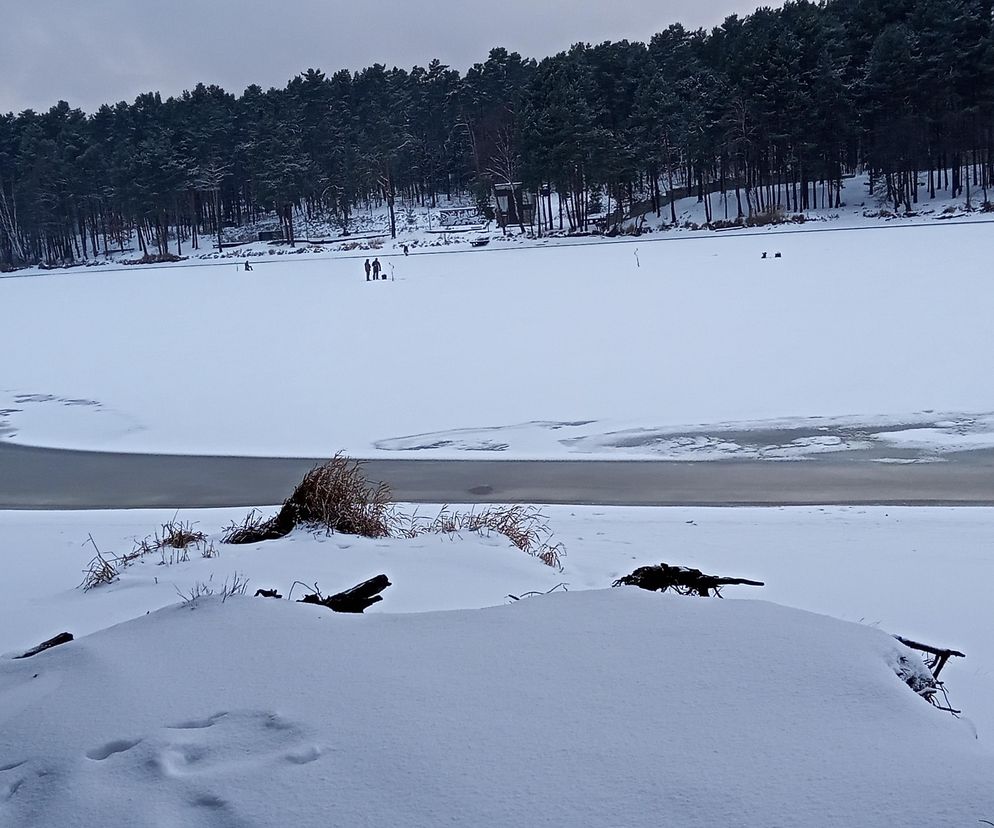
[[243, 260, 253, 271], [364, 258, 372, 281], [372, 258, 382, 279]]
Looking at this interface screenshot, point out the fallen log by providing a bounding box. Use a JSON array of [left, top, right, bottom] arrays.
[[254, 588, 283, 599], [894, 635, 965, 679], [612, 564, 764, 597], [298, 574, 391, 613], [15, 632, 74, 659]]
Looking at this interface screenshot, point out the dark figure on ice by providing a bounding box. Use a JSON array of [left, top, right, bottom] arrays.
[[364, 259, 372, 281], [372, 258, 382, 279], [243, 260, 253, 271], [402, 244, 409, 256]]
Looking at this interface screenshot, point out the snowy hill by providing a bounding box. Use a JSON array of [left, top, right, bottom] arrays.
[[2, 589, 990, 827]]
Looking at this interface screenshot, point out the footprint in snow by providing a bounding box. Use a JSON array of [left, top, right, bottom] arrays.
[[3, 712, 321, 825], [167, 711, 229, 730], [0, 761, 28, 802], [148, 710, 321, 779], [85, 738, 142, 761]]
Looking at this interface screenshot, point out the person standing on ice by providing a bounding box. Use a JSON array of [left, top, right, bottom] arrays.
[[364, 259, 372, 281], [372, 257, 382, 279]]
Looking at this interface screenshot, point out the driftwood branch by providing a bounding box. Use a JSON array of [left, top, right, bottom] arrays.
[[15, 632, 73, 659], [298, 574, 391, 613], [255, 588, 283, 599], [612, 564, 764, 597], [894, 635, 965, 679]]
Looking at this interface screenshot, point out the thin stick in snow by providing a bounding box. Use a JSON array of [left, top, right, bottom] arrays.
[[634, 248, 640, 268]]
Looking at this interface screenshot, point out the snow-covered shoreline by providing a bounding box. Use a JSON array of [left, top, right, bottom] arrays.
[[5, 172, 993, 278], [3, 504, 992, 730], [2, 502, 992, 826]]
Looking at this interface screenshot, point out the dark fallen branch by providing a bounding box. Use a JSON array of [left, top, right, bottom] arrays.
[[254, 588, 283, 599], [15, 632, 73, 659], [508, 583, 569, 601], [298, 574, 391, 614], [894, 635, 965, 679], [612, 564, 764, 597]]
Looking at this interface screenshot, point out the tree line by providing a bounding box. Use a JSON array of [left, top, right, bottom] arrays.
[[2, 0, 993, 268]]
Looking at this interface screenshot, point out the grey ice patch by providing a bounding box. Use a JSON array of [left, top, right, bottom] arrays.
[[563, 422, 916, 461], [375, 420, 596, 453], [0, 388, 145, 444], [0, 406, 20, 439], [13, 394, 58, 404], [14, 393, 100, 408]]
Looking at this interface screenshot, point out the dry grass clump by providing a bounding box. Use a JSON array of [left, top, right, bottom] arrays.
[[399, 504, 565, 570], [135, 519, 216, 564], [81, 455, 566, 598], [223, 454, 394, 544], [158, 520, 207, 549], [80, 535, 120, 591], [221, 509, 272, 544], [744, 209, 806, 228], [708, 217, 745, 230], [80, 521, 218, 591], [120, 252, 186, 265], [175, 572, 250, 606], [220, 454, 566, 569]]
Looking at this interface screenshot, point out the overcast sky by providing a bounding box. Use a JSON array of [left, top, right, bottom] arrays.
[[2, 0, 775, 115]]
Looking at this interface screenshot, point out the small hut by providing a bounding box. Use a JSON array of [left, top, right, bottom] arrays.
[[493, 183, 535, 229]]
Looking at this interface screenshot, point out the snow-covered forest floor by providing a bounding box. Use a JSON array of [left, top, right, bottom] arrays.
[[5, 172, 994, 271], [1, 503, 992, 826], [2, 218, 993, 459]]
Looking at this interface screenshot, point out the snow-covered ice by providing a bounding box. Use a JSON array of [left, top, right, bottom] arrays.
[[3, 222, 994, 459]]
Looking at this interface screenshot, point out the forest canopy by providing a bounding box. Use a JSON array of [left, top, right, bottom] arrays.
[[2, 0, 993, 267]]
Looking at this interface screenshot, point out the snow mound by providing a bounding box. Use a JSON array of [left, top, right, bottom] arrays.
[[1, 590, 990, 827]]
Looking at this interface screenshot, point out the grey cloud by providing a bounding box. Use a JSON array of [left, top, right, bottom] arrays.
[[2, 0, 776, 114]]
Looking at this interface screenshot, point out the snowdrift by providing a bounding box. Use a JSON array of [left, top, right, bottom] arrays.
[[1, 589, 990, 827]]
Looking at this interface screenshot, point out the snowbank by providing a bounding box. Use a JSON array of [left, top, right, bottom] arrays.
[[2, 590, 990, 827], [2, 505, 992, 740]]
